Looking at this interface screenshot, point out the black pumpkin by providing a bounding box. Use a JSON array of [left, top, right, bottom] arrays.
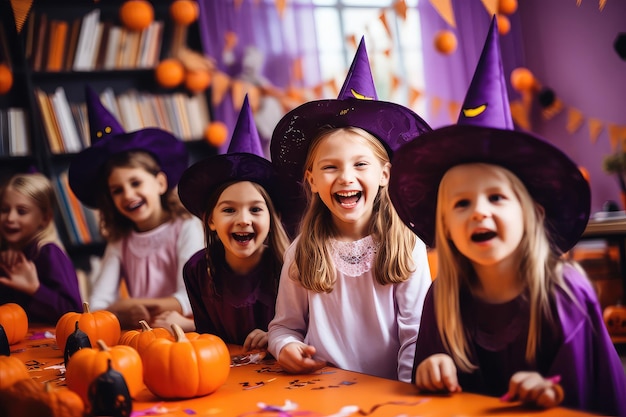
[[64, 321, 91, 365], [87, 358, 132, 417], [0, 323, 10, 356]]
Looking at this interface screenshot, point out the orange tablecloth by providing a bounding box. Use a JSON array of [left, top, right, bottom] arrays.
[[8, 327, 599, 417]]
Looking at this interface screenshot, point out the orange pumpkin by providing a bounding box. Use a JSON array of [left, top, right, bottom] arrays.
[[65, 340, 143, 404], [0, 63, 13, 95], [204, 121, 228, 147], [155, 58, 185, 88], [55, 302, 120, 353], [496, 14, 511, 35], [603, 304, 626, 335], [510, 67, 536, 92], [142, 324, 230, 399], [433, 30, 457, 55], [184, 69, 212, 93], [498, 0, 518, 15], [0, 303, 28, 345], [0, 379, 84, 417], [119, 0, 154, 31], [118, 320, 173, 355], [170, 0, 199, 26], [0, 356, 29, 390]]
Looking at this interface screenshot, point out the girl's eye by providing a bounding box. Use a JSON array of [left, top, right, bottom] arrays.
[[110, 188, 122, 195], [355, 162, 368, 168], [250, 206, 264, 213], [131, 180, 142, 188], [453, 199, 470, 209], [489, 194, 505, 203], [17, 208, 29, 216], [221, 207, 235, 213], [321, 165, 336, 171]]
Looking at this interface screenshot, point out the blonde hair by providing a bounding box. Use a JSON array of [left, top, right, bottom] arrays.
[[0, 173, 64, 252], [97, 151, 191, 241], [202, 181, 290, 296], [292, 127, 416, 292], [433, 163, 566, 372]]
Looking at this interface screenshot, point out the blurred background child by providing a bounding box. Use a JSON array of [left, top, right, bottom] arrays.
[[389, 19, 626, 416], [176, 95, 290, 349], [0, 172, 82, 323], [268, 39, 432, 382], [68, 86, 203, 330]]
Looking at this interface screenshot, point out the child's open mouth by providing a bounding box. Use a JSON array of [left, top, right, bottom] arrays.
[[233, 232, 254, 242], [471, 230, 497, 242], [334, 191, 361, 207]]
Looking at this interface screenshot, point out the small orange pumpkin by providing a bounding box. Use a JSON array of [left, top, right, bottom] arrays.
[[603, 303, 626, 336], [142, 324, 230, 399], [118, 320, 173, 355], [0, 356, 30, 390], [55, 302, 121, 353], [65, 340, 143, 404], [204, 121, 228, 147], [184, 69, 211, 93], [155, 58, 185, 88], [0, 379, 84, 417], [119, 0, 154, 31], [170, 0, 199, 26], [0, 63, 13, 95], [0, 303, 28, 345], [433, 30, 457, 55]]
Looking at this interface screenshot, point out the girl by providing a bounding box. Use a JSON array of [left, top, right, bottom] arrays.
[[68, 86, 203, 330], [389, 18, 626, 416], [177, 95, 290, 350], [268, 39, 432, 382], [0, 172, 82, 323]]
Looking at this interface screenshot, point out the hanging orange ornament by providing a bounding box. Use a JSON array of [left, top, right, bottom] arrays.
[[170, 0, 199, 26], [119, 0, 154, 31], [0, 64, 13, 95], [204, 121, 228, 147], [497, 14, 510, 35], [434, 30, 457, 55], [184, 69, 211, 93], [155, 59, 185, 88], [510, 67, 536, 92], [498, 0, 518, 15]]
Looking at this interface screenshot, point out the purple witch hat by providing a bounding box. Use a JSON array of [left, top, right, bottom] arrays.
[[270, 37, 432, 183], [389, 17, 590, 253], [68, 85, 188, 208], [178, 95, 283, 219]]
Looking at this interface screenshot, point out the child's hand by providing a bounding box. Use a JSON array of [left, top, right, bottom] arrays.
[[277, 342, 327, 374], [501, 371, 564, 408], [151, 311, 195, 333], [0, 251, 39, 295], [414, 353, 461, 393], [109, 299, 151, 329], [243, 329, 268, 352]]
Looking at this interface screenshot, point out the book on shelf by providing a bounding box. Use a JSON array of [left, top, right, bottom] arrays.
[[64, 17, 82, 72], [32, 13, 48, 71], [7, 108, 31, 156], [73, 8, 100, 71], [103, 26, 122, 70], [34, 88, 64, 154], [53, 173, 80, 244], [46, 19, 69, 72], [0, 111, 8, 156], [50, 87, 83, 153], [53, 171, 100, 245]]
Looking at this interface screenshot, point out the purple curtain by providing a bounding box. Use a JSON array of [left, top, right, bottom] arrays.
[[417, 1, 525, 128], [198, 0, 321, 155]]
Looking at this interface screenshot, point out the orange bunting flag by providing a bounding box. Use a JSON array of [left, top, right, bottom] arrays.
[[408, 86, 422, 105], [313, 83, 325, 99], [292, 57, 304, 83], [347, 34, 358, 51], [327, 78, 339, 98], [447, 101, 461, 123], [247, 86, 261, 113], [9, 0, 33, 33], [379, 11, 391, 37], [429, 0, 456, 28], [384, 48, 392, 58], [430, 96, 443, 118], [480, 0, 499, 17], [230, 80, 247, 111], [541, 98, 563, 120], [393, 0, 408, 20], [566, 107, 585, 134], [509, 99, 531, 131], [608, 124, 622, 151], [211, 71, 231, 107], [224, 32, 238, 52], [599, 0, 607, 11], [621, 127, 626, 151], [576, 0, 582, 6], [275, 0, 286, 19], [390, 74, 401, 94], [588, 118, 604, 144]]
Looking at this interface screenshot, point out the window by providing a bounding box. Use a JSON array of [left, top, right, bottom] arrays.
[[312, 0, 425, 115]]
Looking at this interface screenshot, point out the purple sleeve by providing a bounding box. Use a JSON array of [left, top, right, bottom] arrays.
[[412, 283, 447, 383], [28, 243, 82, 323], [183, 250, 218, 335]]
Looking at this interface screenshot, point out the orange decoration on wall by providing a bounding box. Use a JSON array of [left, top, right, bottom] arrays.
[[204, 121, 229, 147], [497, 14, 510, 35], [119, 0, 154, 31], [170, 0, 199, 26], [498, 0, 518, 15], [184, 69, 211, 93], [510, 67, 536, 92], [434, 30, 457, 55], [0, 64, 13, 95], [155, 59, 185, 88]]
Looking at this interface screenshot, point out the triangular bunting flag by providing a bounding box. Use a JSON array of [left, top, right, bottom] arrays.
[[566, 107, 584, 134], [275, 0, 286, 19], [211, 71, 231, 107], [588, 118, 604, 144], [408, 86, 422, 105], [480, 0, 499, 17], [379, 11, 391, 37], [430, 96, 443, 117], [9, 0, 33, 33], [609, 124, 621, 151], [394, 0, 408, 20], [509, 99, 531, 130], [429, 0, 456, 27], [447, 100, 461, 123]]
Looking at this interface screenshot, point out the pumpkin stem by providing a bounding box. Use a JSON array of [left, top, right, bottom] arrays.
[[139, 320, 151, 332], [171, 323, 188, 342], [96, 339, 110, 351], [74, 321, 80, 331], [82, 302, 91, 314]]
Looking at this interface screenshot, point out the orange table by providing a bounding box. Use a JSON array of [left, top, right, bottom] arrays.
[[9, 327, 600, 417]]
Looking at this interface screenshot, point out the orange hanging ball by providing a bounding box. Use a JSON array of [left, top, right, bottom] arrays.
[[510, 67, 536, 92], [434, 30, 457, 55], [119, 0, 154, 31], [155, 59, 185, 88], [170, 0, 199, 26], [499, 0, 518, 15], [497, 14, 511, 35], [204, 121, 228, 147], [0, 64, 13, 95], [184, 69, 211, 93]]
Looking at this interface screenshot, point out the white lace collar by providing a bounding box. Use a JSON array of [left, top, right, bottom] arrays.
[[329, 235, 380, 277]]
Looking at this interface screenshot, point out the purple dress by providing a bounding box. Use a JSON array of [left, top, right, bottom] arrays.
[[0, 241, 82, 323], [413, 265, 626, 417], [183, 249, 278, 345]]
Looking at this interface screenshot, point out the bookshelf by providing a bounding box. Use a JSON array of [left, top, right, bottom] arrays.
[[1, 0, 217, 264]]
